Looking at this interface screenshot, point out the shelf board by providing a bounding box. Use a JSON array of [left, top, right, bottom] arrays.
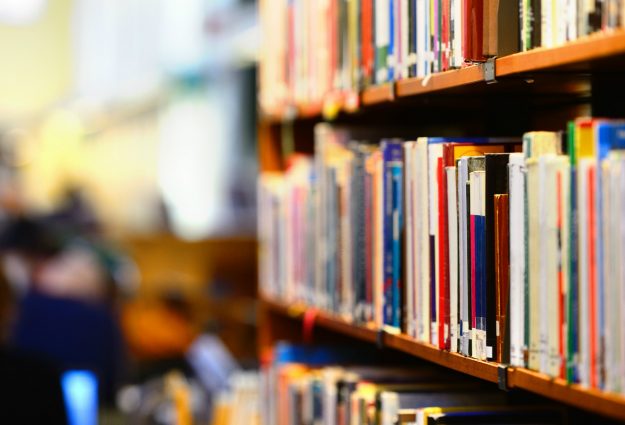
[[496, 30, 625, 76], [260, 296, 625, 421], [361, 83, 395, 105], [259, 30, 625, 124], [395, 65, 483, 98]]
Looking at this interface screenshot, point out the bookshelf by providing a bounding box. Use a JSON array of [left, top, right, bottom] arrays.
[[259, 296, 625, 421], [257, 16, 625, 425], [260, 30, 625, 124]]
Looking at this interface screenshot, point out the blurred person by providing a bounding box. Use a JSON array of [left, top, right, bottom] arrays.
[[0, 216, 127, 406], [0, 258, 67, 424]]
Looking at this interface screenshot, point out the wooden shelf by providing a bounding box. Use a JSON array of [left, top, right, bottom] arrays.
[[361, 83, 395, 105], [395, 65, 483, 98], [260, 30, 625, 124], [260, 296, 625, 422]]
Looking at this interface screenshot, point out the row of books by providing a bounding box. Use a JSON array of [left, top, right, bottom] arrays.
[[257, 119, 625, 395], [211, 372, 261, 425], [261, 343, 566, 425], [259, 0, 625, 113]]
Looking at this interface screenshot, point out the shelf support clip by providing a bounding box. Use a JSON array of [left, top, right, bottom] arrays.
[[483, 57, 497, 84], [376, 329, 385, 350], [497, 364, 510, 391]]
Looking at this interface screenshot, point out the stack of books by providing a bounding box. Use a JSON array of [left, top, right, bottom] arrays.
[[258, 118, 625, 394], [259, 0, 625, 113]]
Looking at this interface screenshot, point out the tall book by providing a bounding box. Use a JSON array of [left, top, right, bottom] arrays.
[[469, 169, 487, 360], [428, 141, 444, 345], [376, 0, 391, 83], [485, 153, 510, 361], [382, 139, 404, 331], [494, 193, 510, 364], [446, 166, 459, 352], [508, 153, 527, 368], [404, 142, 417, 337], [415, 138, 431, 342]]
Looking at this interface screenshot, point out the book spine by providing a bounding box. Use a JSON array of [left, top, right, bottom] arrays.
[[408, 0, 417, 77], [392, 155, 404, 329], [388, 0, 396, 81], [495, 194, 510, 364], [485, 154, 510, 361], [365, 159, 374, 322], [509, 154, 527, 368], [404, 143, 415, 336], [375, 0, 390, 83], [438, 157, 449, 349], [447, 166, 459, 353], [588, 164, 599, 388], [362, 0, 374, 87], [382, 141, 404, 329], [458, 159, 470, 356]]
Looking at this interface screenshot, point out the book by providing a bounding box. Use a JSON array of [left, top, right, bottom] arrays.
[[446, 165, 459, 353], [484, 153, 510, 361], [494, 193, 510, 364], [469, 169, 486, 360], [508, 153, 526, 367], [382, 139, 405, 330]]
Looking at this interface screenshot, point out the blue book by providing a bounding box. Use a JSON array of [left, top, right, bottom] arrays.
[[388, 0, 395, 81], [382, 139, 404, 329], [469, 170, 487, 359]]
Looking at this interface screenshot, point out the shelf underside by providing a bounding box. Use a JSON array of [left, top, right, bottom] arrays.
[[260, 297, 625, 422]]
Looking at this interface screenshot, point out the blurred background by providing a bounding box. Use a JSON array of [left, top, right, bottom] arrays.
[[0, 0, 259, 423]]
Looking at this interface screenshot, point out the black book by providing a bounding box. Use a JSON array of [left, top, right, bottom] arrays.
[[484, 153, 510, 361], [408, 0, 417, 77]]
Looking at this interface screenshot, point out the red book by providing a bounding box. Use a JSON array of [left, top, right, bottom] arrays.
[[462, 0, 485, 62], [361, 0, 374, 85], [442, 0, 450, 70], [437, 157, 448, 350]]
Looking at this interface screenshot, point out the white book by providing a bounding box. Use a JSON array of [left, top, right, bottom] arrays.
[[508, 153, 527, 367], [379, 392, 400, 425], [527, 158, 540, 371], [541, 155, 567, 378], [577, 157, 592, 387], [415, 138, 430, 342], [541, 0, 553, 48], [416, 0, 427, 77], [404, 142, 416, 337], [556, 0, 567, 45], [375, 0, 390, 82], [457, 157, 470, 356], [446, 166, 459, 353], [616, 153, 625, 395], [567, 0, 578, 41], [603, 152, 625, 394], [469, 170, 486, 360], [452, 0, 463, 67], [538, 156, 552, 376], [428, 142, 443, 345], [602, 157, 616, 393]]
